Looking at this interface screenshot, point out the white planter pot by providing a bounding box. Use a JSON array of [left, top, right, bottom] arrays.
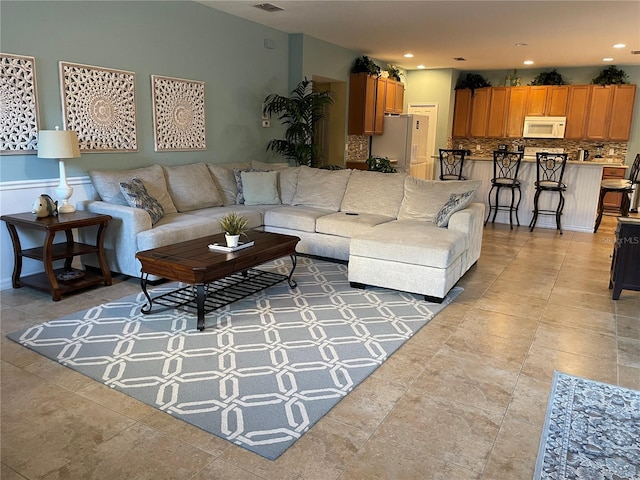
[[225, 234, 240, 248]]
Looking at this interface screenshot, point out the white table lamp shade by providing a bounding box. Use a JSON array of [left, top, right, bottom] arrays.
[[37, 128, 81, 213]]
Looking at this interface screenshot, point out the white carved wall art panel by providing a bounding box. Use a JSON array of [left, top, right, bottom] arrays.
[[59, 62, 137, 152], [151, 75, 206, 152], [1, 53, 40, 154]]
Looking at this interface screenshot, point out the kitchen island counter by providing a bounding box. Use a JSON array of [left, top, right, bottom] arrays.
[[454, 156, 624, 233]]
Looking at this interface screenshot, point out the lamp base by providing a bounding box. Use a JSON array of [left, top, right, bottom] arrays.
[[57, 201, 76, 214], [55, 160, 75, 214]]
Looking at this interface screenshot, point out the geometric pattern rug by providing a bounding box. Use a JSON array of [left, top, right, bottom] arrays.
[[534, 371, 640, 480], [7, 256, 460, 460]]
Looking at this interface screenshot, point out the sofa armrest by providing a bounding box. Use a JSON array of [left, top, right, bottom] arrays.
[[447, 202, 485, 271], [76, 200, 152, 277]]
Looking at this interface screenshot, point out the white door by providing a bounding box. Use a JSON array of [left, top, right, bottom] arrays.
[[408, 104, 437, 179]]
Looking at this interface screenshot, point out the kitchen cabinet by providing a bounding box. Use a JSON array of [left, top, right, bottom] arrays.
[[608, 84, 636, 141], [506, 87, 529, 137], [602, 166, 627, 211], [348, 73, 384, 135], [469, 88, 490, 137], [486, 87, 510, 137], [525, 86, 569, 116], [585, 85, 614, 140], [452, 89, 472, 137], [383, 78, 404, 114], [564, 85, 591, 139]]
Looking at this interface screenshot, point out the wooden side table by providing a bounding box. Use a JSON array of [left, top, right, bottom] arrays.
[[1, 211, 112, 301]]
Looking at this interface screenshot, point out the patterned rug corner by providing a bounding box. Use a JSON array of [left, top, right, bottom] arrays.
[[7, 257, 461, 460], [534, 371, 640, 480]]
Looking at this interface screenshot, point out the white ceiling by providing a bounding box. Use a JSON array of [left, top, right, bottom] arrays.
[[196, 0, 640, 71]]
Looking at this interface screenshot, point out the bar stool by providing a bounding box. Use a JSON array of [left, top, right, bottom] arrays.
[[529, 152, 568, 234], [439, 149, 467, 180], [485, 150, 524, 229], [594, 153, 640, 232]]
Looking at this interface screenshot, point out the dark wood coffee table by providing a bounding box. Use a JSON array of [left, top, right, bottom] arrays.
[[135, 230, 300, 331]]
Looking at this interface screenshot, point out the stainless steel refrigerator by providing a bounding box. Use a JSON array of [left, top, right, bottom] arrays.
[[370, 114, 432, 179]]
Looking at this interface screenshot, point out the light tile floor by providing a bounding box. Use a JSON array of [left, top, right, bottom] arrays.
[[2, 215, 639, 479]]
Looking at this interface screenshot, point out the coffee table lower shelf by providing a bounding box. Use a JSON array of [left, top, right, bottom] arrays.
[[140, 267, 297, 331]]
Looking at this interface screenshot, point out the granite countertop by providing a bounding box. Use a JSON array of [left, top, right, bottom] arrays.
[[465, 155, 626, 166]]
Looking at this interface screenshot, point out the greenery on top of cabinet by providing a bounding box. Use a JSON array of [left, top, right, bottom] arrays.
[[351, 56, 381, 77], [531, 69, 567, 86], [455, 73, 491, 95], [592, 66, 628, 85]]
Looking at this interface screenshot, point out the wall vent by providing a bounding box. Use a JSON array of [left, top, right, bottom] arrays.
[[453, 57, 467, 61], [254, 3, 284, 12], [631, 50, 640, 55]]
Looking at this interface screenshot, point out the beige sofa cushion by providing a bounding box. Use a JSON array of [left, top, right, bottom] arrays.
[[264, 206, 333, 233], [315, 212, 394, 238], [279, 167, 300, 205], [163, 163, 222, 212], [88, 164, 177, 214], [207, 162, 252, 206], [398, 178, 481, 222], [340, 170, 407, 217], [291, 166, 352, 211]]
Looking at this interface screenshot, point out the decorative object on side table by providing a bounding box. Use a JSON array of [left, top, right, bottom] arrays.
[[59, 61, 137, 151], [218, 211, 248, 247], [262, 77, 333, 167], [37, 127, 81, 213], [31, 194, 58, 218], [1, 53, 40, 154], [151, 75, 206, 152]]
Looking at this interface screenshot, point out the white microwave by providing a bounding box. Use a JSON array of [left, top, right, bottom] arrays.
[[522, 116, 566, 139]]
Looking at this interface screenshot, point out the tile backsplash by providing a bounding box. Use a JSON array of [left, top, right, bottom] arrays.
[[452, 137, 629, 163]]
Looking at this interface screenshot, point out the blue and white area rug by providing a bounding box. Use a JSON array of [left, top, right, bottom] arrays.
[[7, 257, 460, 460], [534, 371, 640, 480]]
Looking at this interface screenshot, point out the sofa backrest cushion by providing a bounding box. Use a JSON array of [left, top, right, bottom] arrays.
[[398, 178, 482, 222], [340, 170, 407, 217], [291, 166, 352, 212], [89, 164, 178, 214], [279, 167, 300, 205], [241, 170, 281, 205], [163, 163, 223, 212], [207, 162, 252, 206]]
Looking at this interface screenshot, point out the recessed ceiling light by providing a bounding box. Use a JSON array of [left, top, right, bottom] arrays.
[[603, 57, 614, 62], [613, 43, 626, 49], [417, 65, 426, 69], [403, 53, 414, 58], [515, 43, 528, 47], [523, 60, 534, 65]]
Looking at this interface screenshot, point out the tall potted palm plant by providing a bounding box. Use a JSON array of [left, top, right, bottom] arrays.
[[263, 78, 334, 167]]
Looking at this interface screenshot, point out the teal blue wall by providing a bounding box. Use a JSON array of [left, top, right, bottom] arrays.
[[0, 1, 290, 182]]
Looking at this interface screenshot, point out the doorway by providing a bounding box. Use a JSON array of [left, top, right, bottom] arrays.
[[313, 77, 347, 168]]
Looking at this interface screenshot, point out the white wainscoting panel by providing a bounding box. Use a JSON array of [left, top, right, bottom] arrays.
[[0, 177, 95, 291]]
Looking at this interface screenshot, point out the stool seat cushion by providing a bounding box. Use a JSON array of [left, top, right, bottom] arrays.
[[536, 180, 566, 189], [601, 179, 632, 190], [350, 220, 467, 269], [491, 177, 521, 186]]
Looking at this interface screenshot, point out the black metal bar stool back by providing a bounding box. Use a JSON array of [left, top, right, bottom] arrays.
[[529, 152, 569, 234], [439, 149, 467, 180], [485, 150, 524, 229], [594, 153, 640, 232]]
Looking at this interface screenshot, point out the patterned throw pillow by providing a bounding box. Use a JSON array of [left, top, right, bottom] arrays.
[[119, 178, 164, 225], [434, 190, 476, 227], [233, 168, 268, 204]]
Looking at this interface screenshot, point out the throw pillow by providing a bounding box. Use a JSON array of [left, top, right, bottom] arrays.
[[241, 170, 281, 205], [119, 178, 164, 225], [434, 190, 476, 227], [233, 168, 268, 204], [163, 163, 222, 212]]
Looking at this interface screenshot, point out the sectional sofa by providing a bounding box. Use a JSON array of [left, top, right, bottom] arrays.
[[78, 161, 484, 301]]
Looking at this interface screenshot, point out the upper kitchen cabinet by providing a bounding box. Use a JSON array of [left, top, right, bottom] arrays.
[[469, 88, 491, 137], [525, 86, 569, 116], [486, 87, 510, 137], [608, 84, 636, 141], [585, 85, 614, 140], [565, 85, 591, 139], [383, 78, 405, 114], [348, 73, 384, 135], [452, 89, 472, 137], [506, 87, 529, 137]]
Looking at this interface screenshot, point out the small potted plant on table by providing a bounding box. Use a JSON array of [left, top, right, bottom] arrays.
[[218, 212, 248, 247]]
